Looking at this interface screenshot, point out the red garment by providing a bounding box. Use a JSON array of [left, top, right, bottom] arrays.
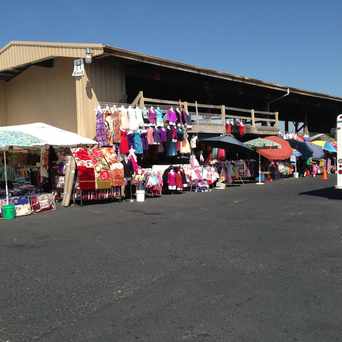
[[217, 148, 226, 161], [167, 170, 176, 190], [225, 121, 232, 135], [238, 122, 245, 136], [175, 171, 183, 191], [120, 130, 129, 154]]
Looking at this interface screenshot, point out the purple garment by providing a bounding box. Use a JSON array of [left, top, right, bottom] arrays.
[[96, 110, 108, 147], [153, 128, 161, 143], [182, 110, 191, 125], [166, 109, 177, 123], [159, 128, 167, 143], [148, 107, 157, 125], [141, 132, 148, 151], [127, 132, 134, 149]]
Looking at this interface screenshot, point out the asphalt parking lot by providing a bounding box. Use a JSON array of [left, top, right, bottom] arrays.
[[1, 176, 342, 341]]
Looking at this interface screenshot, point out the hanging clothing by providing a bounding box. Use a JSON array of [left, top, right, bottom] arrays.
[[133, 132, 143, 154], [180, 138, 191, 154], [190, 135, 198, 149], [146, 127, 155, 145], [159, 128, 167, 143], [166, 142, 177, 156], [175, 170, 184, 191], [148, 107, 157, 125], [119, 130, 129, 154], [140, 131, 149, 151], [238, 121, 245, 137], [135, 107, 145, 127], [153, 128, 161, 144], [127, 132, 134, 150], [167, 169, 177, 190], [96, 110, 108, 147], [166, 108, 177, 124], [225, 120, 232, 135], [127, 106, 139, 131], [156, 108, 164, 126], [120, 107, 129, 130], [128, 150, 139, 174], [112, 110, 121, 143]]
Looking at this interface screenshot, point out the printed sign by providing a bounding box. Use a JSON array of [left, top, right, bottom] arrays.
[[72, 59, 85, 77]]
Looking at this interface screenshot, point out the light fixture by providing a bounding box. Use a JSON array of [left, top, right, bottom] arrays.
[[85, 48, 93, 64]]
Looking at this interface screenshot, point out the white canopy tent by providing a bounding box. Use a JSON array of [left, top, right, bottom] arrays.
[[0, 122, 97, 205], [0, 122, 97, 146]]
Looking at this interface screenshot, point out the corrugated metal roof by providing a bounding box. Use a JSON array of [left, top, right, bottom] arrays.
[[1, 40, 341, 103], [0, 41, 104, 72]]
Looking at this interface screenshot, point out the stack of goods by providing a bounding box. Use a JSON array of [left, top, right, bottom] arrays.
[[162, 166, 188, 193], [144, 170, 163, 197], [71, 147, 124, 203], [183, 155, 210, 192], [96, 105, 192, 157], [0, 193, 56, 217]]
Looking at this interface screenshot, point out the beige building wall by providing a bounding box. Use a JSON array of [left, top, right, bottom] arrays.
[[76, 58, 126, 138], [0, 81, 6, 125], [5, 58, 77, 132]]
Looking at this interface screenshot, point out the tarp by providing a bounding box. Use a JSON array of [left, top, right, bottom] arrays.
[[288, 139, 324, 160], [0, 122, 97, 147], [200, 134, 257, 158], [258, 136, 293, 161]]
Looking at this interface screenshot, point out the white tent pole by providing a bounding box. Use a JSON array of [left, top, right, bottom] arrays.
[[3, 150, 9, 205], [259, 153, 261, 183]]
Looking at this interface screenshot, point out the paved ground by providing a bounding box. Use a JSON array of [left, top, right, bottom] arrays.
[[1, 176, 342, 341]]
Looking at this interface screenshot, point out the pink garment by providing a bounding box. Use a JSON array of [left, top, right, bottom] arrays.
[[168, 170, 176, 190], [148, 107, 157, 125], [146, 127, 155, 145]]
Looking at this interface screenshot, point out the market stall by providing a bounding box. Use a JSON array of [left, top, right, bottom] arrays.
[[0, 123, 97, 219]]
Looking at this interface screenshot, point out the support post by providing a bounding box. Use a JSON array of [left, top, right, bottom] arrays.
[[195, 101, 199, 126], [304, 113, 309, 135], [275, 112, 279, 127], [221, 105, 226, 133], [251, 109, 256, 126], [138, 91, 144, 108]]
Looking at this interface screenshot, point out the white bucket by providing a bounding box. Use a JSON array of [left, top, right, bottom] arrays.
[[136, 190, 145, 202], [294, 172, 299, 178]]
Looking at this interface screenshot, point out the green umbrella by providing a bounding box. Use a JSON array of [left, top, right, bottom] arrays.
[[0, 131, 43, 205], [245, 137, 281, 149], [245, 138, 280, 185]]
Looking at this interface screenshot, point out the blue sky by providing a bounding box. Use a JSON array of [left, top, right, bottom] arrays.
[[1, 0, 341, 96]]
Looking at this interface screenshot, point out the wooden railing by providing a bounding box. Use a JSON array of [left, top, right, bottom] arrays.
[[131, 91, 279, 134]]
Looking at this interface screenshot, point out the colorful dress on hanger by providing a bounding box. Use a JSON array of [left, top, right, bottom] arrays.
[[146, 127, 155, 145], [119, 130, 129, 154], [166, 108, 177, 124], [148, 107, 157, 125], [156, 108, 164, 126], [133, 132, 143, 154], [112, 110, 121, 143], [96, 110, 108, 147], [128, 106, 139, 131], [135, 107, 145, 127], [140, 131, 148, 151], [120, 107, 129, 130]]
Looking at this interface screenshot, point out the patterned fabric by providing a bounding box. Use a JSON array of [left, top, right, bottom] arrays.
[[96, 110, 108, 147]]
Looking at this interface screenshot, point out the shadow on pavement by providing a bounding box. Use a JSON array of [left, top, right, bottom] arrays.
[[300, 186, 342, 200]]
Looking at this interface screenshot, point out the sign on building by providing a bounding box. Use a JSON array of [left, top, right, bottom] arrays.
[[72, 59, 85, 77]]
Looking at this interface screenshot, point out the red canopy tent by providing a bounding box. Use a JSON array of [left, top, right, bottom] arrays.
[[259, 136, 293, 160]]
